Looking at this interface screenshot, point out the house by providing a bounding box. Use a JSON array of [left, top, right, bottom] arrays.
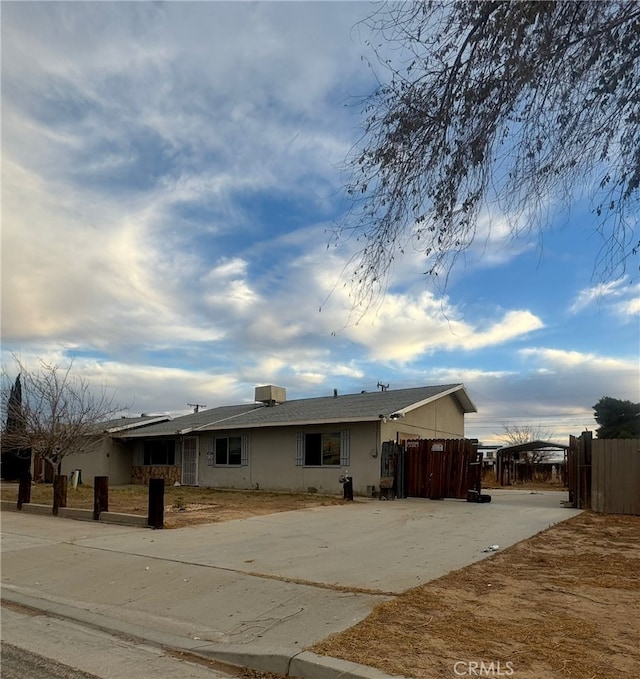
[[113, 383, 477, 496], [58, 415, 171, 486]]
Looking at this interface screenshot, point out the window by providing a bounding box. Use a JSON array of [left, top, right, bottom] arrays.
[[143, 440, 176, 466], [207, 435, 248, 466], [296, 431, 349, 466]]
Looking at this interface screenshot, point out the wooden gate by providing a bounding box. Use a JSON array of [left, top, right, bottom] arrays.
[[405, 439, 482, 500]]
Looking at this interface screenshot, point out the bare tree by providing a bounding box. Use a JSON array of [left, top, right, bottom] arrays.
[[497, 423, 555, 465], [1, 357, 124, 510], [336, 1, 640, 311]]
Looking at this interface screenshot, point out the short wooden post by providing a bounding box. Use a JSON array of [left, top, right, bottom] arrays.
[[17, 473, 32, 510], [93, 476, 109, 520], [148, 478, 164, 529], [52, 475, 68, 516]]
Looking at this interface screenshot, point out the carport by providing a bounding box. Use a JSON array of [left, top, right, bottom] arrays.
[[496, 439, 568, 485]]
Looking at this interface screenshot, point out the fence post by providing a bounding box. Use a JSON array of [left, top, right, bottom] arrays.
[[148, 478, 165, 529], [17, 473, 32, 510], [52, 475, 68, 516], [93, 476, 109, 520]]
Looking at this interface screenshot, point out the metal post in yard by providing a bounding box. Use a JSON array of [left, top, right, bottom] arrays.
[[93, 476, 109, 520], [148, 477, 165, 529]]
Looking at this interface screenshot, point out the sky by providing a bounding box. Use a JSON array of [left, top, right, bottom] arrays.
[[2, 1, 639, 445]]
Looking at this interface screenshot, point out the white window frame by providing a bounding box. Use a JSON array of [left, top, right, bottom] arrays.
[[207, 434, 248, 467], [296, 430, 350, 467]]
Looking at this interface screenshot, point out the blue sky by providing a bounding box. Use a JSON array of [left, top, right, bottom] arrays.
[[2, 2, 638, 444]]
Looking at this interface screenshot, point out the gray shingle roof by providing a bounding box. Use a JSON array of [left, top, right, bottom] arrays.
[[117, 384, 476, 438], [100, 415, 171, 433]]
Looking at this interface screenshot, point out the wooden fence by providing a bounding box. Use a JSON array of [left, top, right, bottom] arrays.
[[591, 439, 640, 515], [405, 439, 482, 500], [568, 434, 639, 515]]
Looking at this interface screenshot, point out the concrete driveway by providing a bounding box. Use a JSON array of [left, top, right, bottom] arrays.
[[1, 489, 581, 672], [60, 488, 579, 593]]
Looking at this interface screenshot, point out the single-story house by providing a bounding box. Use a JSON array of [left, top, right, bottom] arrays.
[[59, 415, 171, 485], [108, 383, 477, 496]]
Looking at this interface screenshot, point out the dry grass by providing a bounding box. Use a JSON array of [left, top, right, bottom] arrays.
[[311, 511, 640, 679], [0, 483, 346, 528]]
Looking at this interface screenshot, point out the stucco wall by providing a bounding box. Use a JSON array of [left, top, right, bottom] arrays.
[[380, 393, 466, 443], [61, 439, 133, 486], [100, 393, 469, 495], [195, 421, 381, 496]]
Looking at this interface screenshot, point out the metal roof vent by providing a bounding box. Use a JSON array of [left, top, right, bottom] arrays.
[[255, 385, 286, 407]]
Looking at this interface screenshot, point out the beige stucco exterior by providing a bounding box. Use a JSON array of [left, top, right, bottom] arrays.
[[185, 392, 468, 496], [381, 392, 466, 443], [194, 420, 382, 496], [64, 391, 470, 495], [60, 438, 133, 486]]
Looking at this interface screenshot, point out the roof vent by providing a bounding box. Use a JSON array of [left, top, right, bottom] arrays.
[[255, 385, 286, 407]]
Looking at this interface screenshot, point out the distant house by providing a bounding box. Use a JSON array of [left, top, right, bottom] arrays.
[[112, 384, 477, 496]]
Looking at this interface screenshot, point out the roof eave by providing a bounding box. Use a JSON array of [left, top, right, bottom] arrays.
[[396, 384, 477, 416], [104, 416, 171, 433]]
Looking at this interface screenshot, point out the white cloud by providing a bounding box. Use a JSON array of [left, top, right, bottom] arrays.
[[615, 297, 640, 317], [568, 277, 632, 314], [519, 347, 636, 373], [308, 266, 545, 361]]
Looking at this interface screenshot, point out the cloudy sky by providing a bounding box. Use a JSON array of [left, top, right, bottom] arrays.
[[2, 1, 638, 444]]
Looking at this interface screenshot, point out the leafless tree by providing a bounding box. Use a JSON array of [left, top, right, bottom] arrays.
[[1, 357, 124, 507], [336, 1, 640, 312], [497, 423, 555, 464]]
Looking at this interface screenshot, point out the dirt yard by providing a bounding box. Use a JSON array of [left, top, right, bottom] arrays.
[[0, 483, 346, 528], [312, 511, 640, 679]]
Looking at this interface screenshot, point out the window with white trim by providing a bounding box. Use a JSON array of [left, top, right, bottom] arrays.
[[296, 430, 350, 467], [207, 435, 248, 466]]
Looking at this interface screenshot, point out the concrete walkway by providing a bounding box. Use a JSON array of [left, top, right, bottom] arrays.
[[1, 490, 581, 678]]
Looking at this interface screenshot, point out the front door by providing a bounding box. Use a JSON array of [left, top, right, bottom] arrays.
[[182, 437, 198, 486]]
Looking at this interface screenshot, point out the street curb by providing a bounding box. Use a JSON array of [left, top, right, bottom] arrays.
[[290, 651, 406, 679], [0, 587, 407, 679], [58, 507, 94, 522], [99, 511, 149, 527], [20, 503, 52, 516], [0, 503, 149, 528]]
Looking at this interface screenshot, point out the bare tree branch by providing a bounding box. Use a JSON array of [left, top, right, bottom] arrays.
[[1, 356, 125, 474], [335, 0, 640, 313]]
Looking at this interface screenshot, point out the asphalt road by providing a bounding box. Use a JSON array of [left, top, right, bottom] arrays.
[[1, 643, 100, 679], [0, 604, 232, 679]]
